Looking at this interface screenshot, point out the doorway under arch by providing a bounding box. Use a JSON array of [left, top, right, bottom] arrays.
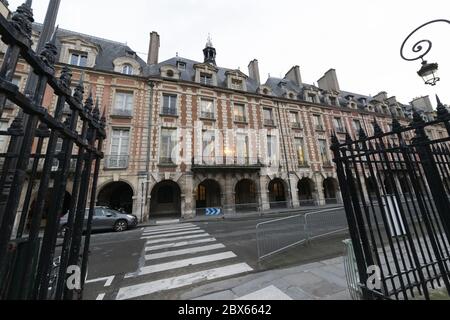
[[196, 179, 222, 213], [235, 179, 258, 212], [298, 178, 315, 206], [268, 179, 287, 209], [323, 178, 339, 204], [97, 181, 134, 214], [150, 180, 182, 217]]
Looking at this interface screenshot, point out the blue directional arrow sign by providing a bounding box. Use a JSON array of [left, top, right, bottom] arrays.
[[205, 208, 222, 216]]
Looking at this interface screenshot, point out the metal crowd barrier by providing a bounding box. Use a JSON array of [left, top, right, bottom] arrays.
[[256, 207, 347, 261]]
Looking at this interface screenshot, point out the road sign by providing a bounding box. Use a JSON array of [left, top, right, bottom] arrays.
[[205, 208, 222, 216]]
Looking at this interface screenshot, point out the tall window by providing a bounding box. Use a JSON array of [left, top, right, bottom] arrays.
[[200, 73, 213, 86], [70, 52, 88, 67], [200, 99, 215, 119], [202, 130, 215, 160], [5, 77, 20, 109], [267, 135, 278, 159], [162, 94, 177, 116], [290, 112, 301, 128], [319, 139, 331, 166], [51, 138, 64, 171], [313, 115, 324, 131], [236, 134, 249, 164], [234, 104, 246, 122], [353, 119, 362, 133], [109, 129, 130, 168], [160, 128, 177, 164], [122, 64, 133, 75], [294, 138, 307, 166], [264, 108, 274, 126], [333, 118, 344, 132], [113, 91, 134, 116], [0, 121, 9, 153]]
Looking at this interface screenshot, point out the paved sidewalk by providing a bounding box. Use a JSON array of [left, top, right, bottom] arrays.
[[179, 256, 351, 300]]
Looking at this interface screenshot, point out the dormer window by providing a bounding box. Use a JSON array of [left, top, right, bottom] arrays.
[[177, 62, 186, 71], [200, 73, 213, 86], [309, 94, 317, 104], [70, 51, 88, 67], [231, 78, 244, 91], [122, 64, 133, 75], [329, 96, 337, 106]]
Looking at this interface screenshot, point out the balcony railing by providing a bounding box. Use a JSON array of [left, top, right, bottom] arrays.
[[111, 108, 133, 117], [200, 111, 215, 119], [316, 125, 325, 131], [335, 126, 345, 133], [291, 122, 302, 129], [264, 119, 276, 127], [159, 157, 176, 166], [298, 161, 310, 167], [161, 107, 178, 116], [105, 155, 129, 169], [234, 115, 247, 123], [193, 156, 262, 168]]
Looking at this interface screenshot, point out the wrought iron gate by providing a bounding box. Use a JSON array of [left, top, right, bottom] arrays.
[[332, 99, 450, 300], [0, 2, 105, 300]]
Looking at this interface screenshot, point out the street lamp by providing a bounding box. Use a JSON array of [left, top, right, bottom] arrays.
[[417, 60, 440, 86], [400, 19, 449, 86]]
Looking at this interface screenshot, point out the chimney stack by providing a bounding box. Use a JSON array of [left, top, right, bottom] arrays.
[[248, 59, 261, 85], [147, 31, 160, 65], [318, 69, 340, 92], [411, 96, 433, 113], [285, 66, 302, 86]]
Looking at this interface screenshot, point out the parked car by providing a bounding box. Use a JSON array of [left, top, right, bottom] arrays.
[[59, 207, 138, 236]]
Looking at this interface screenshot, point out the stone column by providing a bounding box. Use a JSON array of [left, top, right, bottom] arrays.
[[259, 175, 270, 211], [314, 174, 325, 206], [224, 175, 235, 214], [137, 175, 147, 222], [183, 174, 195, 219], [289, 174, 300, 208]]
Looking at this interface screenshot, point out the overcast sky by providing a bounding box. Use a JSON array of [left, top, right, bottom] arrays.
[[7, 0, 450, 107]]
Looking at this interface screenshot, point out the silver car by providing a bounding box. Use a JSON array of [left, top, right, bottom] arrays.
[[59, 207, 138, 235]]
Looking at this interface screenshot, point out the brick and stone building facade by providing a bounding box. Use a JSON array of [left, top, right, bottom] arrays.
[[1, 23, 446, 224]]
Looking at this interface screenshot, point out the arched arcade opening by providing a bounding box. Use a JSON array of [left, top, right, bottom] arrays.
[[235, 179, 258, 212], [268, 179, 288, 209], [150, 180, 182, 218], [97, 181, 134, 214]]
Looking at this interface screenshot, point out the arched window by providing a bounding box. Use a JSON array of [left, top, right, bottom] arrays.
[[122, 64, 133, 75]]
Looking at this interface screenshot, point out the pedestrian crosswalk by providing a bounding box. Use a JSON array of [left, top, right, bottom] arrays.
[[116, 223, 254, 300]]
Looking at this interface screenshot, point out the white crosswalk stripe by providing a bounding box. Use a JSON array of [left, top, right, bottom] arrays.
[[143, 224, 196, 233], [145, 237, 217, 252], [125, 252, 237, 278], [110, 224, 254, 300], [146, 234, 211, 245], [142, 226, 200, 236], [141, 229, 206, 240], [145, 243, 226, 261], [116, 263, 253, 300]]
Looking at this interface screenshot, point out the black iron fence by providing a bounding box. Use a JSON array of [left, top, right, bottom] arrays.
[[331, 99, 450, 300], [0, 2, 105, 300]]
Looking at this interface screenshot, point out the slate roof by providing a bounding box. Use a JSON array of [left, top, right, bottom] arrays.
[[30, 23, 430, 115], [148, 57, 260, 93], [32, 23, 148, 74]]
